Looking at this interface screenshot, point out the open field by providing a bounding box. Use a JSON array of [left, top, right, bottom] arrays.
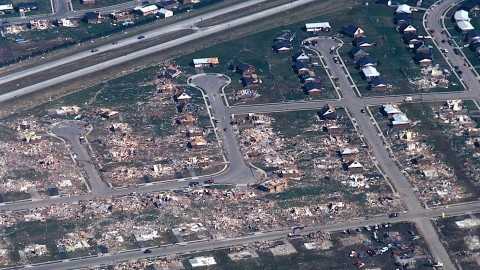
[[370, 100, 480, 206], [434, 214, 480, 270]]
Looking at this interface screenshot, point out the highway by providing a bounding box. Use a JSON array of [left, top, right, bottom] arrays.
[[0, 0, 275, 87], [0, 0, 479, 268]]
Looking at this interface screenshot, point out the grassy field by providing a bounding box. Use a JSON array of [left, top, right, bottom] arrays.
[[71, 0, 130, 10]]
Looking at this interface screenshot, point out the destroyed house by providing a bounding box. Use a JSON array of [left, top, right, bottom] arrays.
[[83, 12, 102, 24], [258, 179, 288, 193]]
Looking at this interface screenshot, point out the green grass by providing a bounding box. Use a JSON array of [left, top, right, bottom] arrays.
[[337, 4, 462, 96], [71, 0, 130, 10], [176, 19, 337, 105]]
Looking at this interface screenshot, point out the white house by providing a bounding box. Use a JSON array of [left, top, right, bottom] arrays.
[[189, 256, 217, 268], [0, 4, 13, 13], [457, 20, 475, 32], [361, 66, 380, 80], [396, 4, 412, 14], [454, 9, 470, 21], [305, 22, 331, 32]]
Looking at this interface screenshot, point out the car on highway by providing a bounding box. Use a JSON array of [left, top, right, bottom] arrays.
[[143, 249, 152, 254], [90, 49, 98, 53], [360, 108, 365, 113], [137, 35, 145, 39]]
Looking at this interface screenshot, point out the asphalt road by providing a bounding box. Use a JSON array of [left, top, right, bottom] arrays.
[[52, 0, 72, 16], [0, 0, 276, 88], [188, 74, 257, 185], [52, 120, 110, 194]]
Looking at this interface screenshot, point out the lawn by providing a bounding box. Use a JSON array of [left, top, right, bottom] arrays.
[[176, 20, 338, 105], [335, 3, 463, 96], [71, 0, 130, 10]]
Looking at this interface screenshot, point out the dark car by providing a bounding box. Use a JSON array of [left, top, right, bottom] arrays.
[[388, 212, 399, 218], [143, 249, 152, 254], [204, 179, 215, 184], [90, 48, 98, 53], [188, 181, 200, 187], [137, 35, 145, 39]]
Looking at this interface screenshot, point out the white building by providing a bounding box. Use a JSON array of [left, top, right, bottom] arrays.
[[391, 113, 411, 126], [457, 20, 475, 32], [454, 9, 470, 22], [134, 4, 158, 16], [189, 256, 217, 268], [396, 4, 412, 14], [159, 8, 173, 18], [192, 57, 219, 68], [305, 22, 331, 32], [0, 4, 13, 13], [361, 66, 380, 80]]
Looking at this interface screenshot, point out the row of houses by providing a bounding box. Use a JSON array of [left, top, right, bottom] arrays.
[[291, 50, 324, 95], [392, 4, 434, 68], [341, 24, 388, 90]]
